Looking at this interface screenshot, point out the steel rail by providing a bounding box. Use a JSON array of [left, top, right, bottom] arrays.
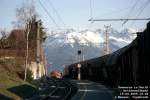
[[42, 78, 73, 100], [42, 78, 59, 100], [59, 79, 72, 100]]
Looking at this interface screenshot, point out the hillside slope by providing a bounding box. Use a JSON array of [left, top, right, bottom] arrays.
[[0, 57, 37, 100]]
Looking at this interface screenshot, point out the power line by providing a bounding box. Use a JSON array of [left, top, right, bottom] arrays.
[[38, 0, 60, 28], [46, 0, 66, 27]]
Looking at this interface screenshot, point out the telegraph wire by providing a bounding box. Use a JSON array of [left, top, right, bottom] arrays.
[[38, 0, 60, 29], [46, 0, 66, 28]]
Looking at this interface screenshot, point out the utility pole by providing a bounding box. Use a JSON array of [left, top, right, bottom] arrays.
[[40, 39, 44, 77], [104, 25, 111, 55], [77, 63, 81, 80], [36, 21, 40, 79], [24, 22, 31, 81], [44, 53, 48, 76]]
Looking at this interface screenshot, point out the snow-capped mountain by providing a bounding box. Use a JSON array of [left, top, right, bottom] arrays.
[[44, 28, 137, 72]]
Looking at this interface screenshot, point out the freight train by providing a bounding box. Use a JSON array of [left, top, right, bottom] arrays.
[[63, 22, 150, 87]]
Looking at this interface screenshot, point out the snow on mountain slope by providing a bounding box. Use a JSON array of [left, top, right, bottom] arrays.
[[44, 28, 137, 72]]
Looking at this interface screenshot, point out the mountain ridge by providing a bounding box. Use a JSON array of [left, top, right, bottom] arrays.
[[44, 28, 137, 72]]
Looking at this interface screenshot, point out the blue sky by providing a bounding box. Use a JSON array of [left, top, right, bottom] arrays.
[[0, 0, 150, 32]]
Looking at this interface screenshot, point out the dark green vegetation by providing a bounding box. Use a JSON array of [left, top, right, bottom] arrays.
[[0, 58, 37, 100], [0, 17, 47, 100]]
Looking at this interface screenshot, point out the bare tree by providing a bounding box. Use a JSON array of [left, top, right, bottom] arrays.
[[0, 29, 7, 39], [12, 0, 38, 29], [0, 29, 9, 49]]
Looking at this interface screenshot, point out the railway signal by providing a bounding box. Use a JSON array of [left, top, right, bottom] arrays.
[[78, 50, 81, 55]]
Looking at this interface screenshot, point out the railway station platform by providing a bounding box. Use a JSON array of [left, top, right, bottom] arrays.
[[70, 80, 116, 100]]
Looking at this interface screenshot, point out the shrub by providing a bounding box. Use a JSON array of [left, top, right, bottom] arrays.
[[26, 69, 33, 82]]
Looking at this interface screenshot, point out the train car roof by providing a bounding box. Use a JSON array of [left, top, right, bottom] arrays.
[[83, 55, 110, 67], [67, 54, 110, 68], [106, 43, 132, 66]]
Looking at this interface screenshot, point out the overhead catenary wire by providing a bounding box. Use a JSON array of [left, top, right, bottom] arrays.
[[87, 5, 134, 30], [38, 0, 60, 29], [131, 0, 150, 26], [122, 0, 141, 25], [90, 0, 93, 19], [87, 0, 94, 30], [135, 0, 150, 19], [127, 0, 141, 17], [88, 0, 150, 29], [95, 6, 134, 19]]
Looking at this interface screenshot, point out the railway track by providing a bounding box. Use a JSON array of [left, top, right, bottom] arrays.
[[42, 78, 77, 100]]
